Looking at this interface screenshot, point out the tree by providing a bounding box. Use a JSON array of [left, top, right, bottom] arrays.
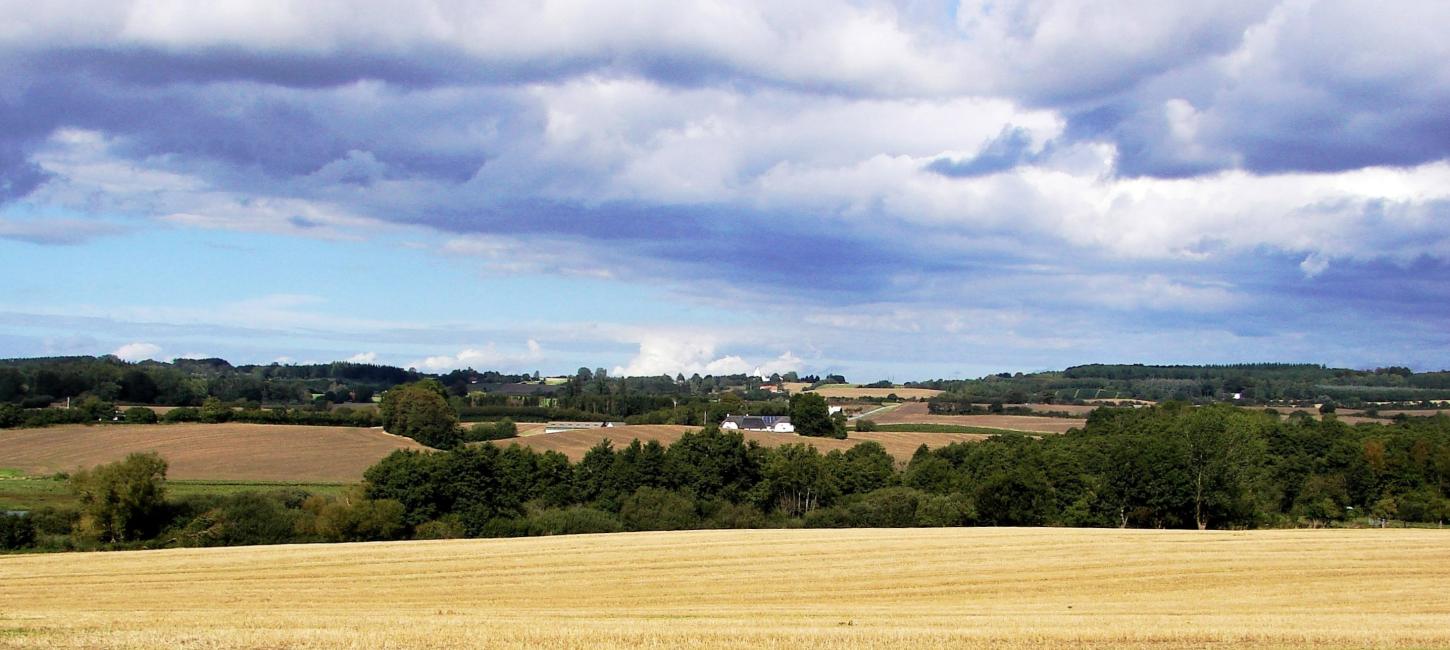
[[0, 513, 35, 549], [123, 406, 159, 424], [70, 452, 169, 543], [1175, 406, 1268, 530], [619, 487, 698, 531], [758, 443, 836, 517], [789, 392, 838, 438], [379, 381, 460, 449]]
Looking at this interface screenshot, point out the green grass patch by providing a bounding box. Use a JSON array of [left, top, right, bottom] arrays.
[[0, 476, 349, 511], [866, 423, 1032, 435]]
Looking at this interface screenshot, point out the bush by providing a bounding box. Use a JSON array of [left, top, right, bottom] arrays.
[[0, 403, 20, 428], [849, 487, 925, 527], [0, 513, 36, 550], [305, 490, 408, 542], [916, 493, 973, 527], [854, 418, 878, 432], [123, 407, 159, 424], [619, 487, 698, 531], [414, 516, 467, 539], [465, 418, 519, 442], [526, 507, 622, 536], [171, 493, 300, 547], [702, 500, 767, 529], [163, 407, 201, 423]]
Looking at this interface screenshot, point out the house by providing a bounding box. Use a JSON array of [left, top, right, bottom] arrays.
[[720, 414, 794, 433]]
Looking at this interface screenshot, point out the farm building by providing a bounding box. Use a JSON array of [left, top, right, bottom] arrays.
[[544, 421, 627, 434], [720, 415, 794, 433]]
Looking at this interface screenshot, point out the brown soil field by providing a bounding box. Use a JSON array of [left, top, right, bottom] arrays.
[[491, 425, 987, 462], [3, 527, 1448, 649], [867, 402, 1085, 434], [811, 385, 944, 399], [775, 383, 942, 399], [0, 423, 425, 482], [1374, 409, 1450, 418]]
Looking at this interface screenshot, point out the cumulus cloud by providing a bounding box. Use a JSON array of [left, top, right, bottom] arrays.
[[112, 341, 161, 361], [2, 2, 1449, 375], [611, 335, 803, 377], [410, 339, 544, 372], [345, 351, 378, 364]]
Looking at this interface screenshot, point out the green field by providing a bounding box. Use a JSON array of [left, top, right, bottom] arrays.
[[0, 470, 348, 510]]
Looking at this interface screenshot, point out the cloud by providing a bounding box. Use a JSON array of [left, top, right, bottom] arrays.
[[112, 341, 161, 361], [0, 217, 129, 245], [611, 335, 803, 377], [345, 351, 378, 364], [410, 340, 545, 372], [1, 2, 1449, 378]]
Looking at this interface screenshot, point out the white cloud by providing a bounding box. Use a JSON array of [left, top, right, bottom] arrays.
[[345, 351, 378, 364], [410, 340, 545, 372], [611, 335, 803, 377], [112, 341, 161, 361]]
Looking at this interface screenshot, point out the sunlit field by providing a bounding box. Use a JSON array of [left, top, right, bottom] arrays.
[[3, 527, 1447, 649]]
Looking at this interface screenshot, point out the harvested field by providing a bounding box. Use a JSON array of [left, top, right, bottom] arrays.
[[1377, 409, 1450, 418], [0, 423, 425, 482], [810, 385, 943, 399], [491, 425, 986, 462], [867, 402, 1085, 434], [3, 527, 1448, 649]]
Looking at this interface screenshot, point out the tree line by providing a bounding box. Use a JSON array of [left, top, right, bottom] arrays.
[[8, 403, 1446, 553]]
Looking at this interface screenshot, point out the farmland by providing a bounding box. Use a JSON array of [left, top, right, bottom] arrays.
[[0, 423, 425, 482], [2, 527, 1447, 649], [490, 424, 990, 461], [866, 402, 1086, 434]]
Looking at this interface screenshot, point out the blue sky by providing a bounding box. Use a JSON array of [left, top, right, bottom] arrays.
[[2, 1, 1449, 379]]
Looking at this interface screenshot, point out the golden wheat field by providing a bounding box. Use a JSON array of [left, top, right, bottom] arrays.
[[0, 424, 424, 482], [492, 425, 990, 461], [3, 527, 1448, 649]]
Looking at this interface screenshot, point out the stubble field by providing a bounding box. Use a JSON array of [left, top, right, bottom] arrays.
[[867, 402, 1086, 433], [493, 425, 989, 461], [2, 527, 1447, 649], [0, 423, 425, 482]]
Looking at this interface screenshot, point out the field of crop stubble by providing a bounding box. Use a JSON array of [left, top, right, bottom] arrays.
[[2, 527, 1447, 649]]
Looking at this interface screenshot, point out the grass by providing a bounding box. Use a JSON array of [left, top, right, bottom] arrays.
[[864, 423, 1031, 435], [2, 527, 1448, 648], [0, 473, 347, 510]]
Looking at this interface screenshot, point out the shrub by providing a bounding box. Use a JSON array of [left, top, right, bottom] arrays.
[[163, 407, 201, 423], [854, 418, 878, 432], [526, 506, 622, 536], [414, 516, 467, 540], [172, 493, 299, 547], [916, 493, 973, 527], [702, 500, 767, 529], [619, 487, 698, 531], [305, 490, 408, 542], [123, 407, 159, 424], [0, 513, 36, 550], [0, 403, 21, 428]]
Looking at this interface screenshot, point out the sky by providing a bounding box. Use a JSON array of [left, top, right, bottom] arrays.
[[1, 1, 1448, 380]]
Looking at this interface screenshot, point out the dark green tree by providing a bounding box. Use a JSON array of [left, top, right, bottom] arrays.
[[379, 381, 460, 449], [789, 392, 839, 438], [70, 452, 169, 543]]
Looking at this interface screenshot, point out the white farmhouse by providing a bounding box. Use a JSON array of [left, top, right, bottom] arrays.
[[720, 414, 795, 433]]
